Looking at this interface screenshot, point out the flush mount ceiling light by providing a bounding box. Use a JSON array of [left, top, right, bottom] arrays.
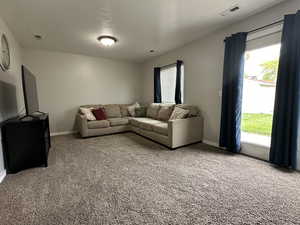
[[97, 35, 118, 47]]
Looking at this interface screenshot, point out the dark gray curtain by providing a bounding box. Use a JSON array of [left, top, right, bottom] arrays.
[[270, 11, 300, 169], [154, 67, 161, 103], [219, 32, 248, 153], [175, 60, 183, 104]]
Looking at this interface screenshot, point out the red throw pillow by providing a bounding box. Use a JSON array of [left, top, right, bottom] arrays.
[[92, 108, 107, 120]]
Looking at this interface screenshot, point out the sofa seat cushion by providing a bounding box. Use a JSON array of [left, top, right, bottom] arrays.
[[130, 118, 161, 131], [108, 118, 129, 126], [87, 120, 110, 129], [151, 122, 168, 136]]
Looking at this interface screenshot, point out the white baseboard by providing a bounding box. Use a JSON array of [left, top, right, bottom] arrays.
[[0, 170, 6, 183], [203, 139, 219, 148], [50, 131, 77, 137]]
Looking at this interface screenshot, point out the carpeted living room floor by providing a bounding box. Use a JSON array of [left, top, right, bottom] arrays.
[[0, 133, 299, 225]]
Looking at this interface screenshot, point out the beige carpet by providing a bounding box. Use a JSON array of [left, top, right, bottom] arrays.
[[0, 133, 300, 225]]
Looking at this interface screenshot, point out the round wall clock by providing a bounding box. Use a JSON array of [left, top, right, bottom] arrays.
[[0, 33, 10, 71]]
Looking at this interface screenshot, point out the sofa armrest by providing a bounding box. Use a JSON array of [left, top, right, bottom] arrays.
[[168, 116, 204, 148], [76, 113, 88, 137]]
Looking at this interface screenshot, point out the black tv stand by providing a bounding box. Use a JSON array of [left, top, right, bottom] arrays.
[[1, 114, 51, 173]]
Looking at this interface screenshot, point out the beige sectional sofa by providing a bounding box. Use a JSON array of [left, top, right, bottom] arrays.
[[76, 103, 203, 149]]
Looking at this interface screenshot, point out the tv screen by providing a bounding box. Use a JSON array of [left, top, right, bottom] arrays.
[[21, 65, 39, 115]]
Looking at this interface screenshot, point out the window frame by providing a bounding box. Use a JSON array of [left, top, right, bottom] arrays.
[[160, 63, 184, 104]]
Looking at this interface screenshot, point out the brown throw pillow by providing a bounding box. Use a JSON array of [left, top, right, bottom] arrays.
[[157, 106, 174, 121], [169, 107, 189, 120], [176, 104, 199, 117]]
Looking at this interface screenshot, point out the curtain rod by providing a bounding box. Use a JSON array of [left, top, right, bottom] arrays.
[[224, 19, 284, 42], [161, 62, 177, 69], [248, 20, 284, 34]]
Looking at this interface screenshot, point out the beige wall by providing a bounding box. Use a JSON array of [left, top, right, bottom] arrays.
[[0, 16, 24, 179], [1, 0, 299, 177], [141, 0, 300, 145], [23, 49, 142, 134]]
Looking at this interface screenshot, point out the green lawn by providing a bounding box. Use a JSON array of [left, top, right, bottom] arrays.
[[241, 113, 273, 136]]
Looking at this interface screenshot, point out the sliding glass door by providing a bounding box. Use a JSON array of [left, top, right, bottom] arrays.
[[241, 43, 281, 159]]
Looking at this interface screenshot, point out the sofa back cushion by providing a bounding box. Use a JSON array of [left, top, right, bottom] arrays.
[[146, 103, 161, 119], [127, 102, 140, 117], [120, 104, 131, 117], [157, 105, 174, 121], [103, 104, 122, 118], [80, 104, 103, 109]]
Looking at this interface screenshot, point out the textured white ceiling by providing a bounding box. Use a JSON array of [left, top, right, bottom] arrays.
[[0, 0, 285, 62]]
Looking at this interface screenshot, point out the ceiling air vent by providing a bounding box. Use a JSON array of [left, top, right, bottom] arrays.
[[230, 6, 240, 12], [34, 34, 43, 40], [220, 5, 240, 16]]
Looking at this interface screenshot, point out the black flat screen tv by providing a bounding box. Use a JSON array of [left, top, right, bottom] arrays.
[[21, 65, 39, 116]]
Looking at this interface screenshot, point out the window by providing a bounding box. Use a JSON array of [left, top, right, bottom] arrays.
[[160, 64, 184, 104]]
